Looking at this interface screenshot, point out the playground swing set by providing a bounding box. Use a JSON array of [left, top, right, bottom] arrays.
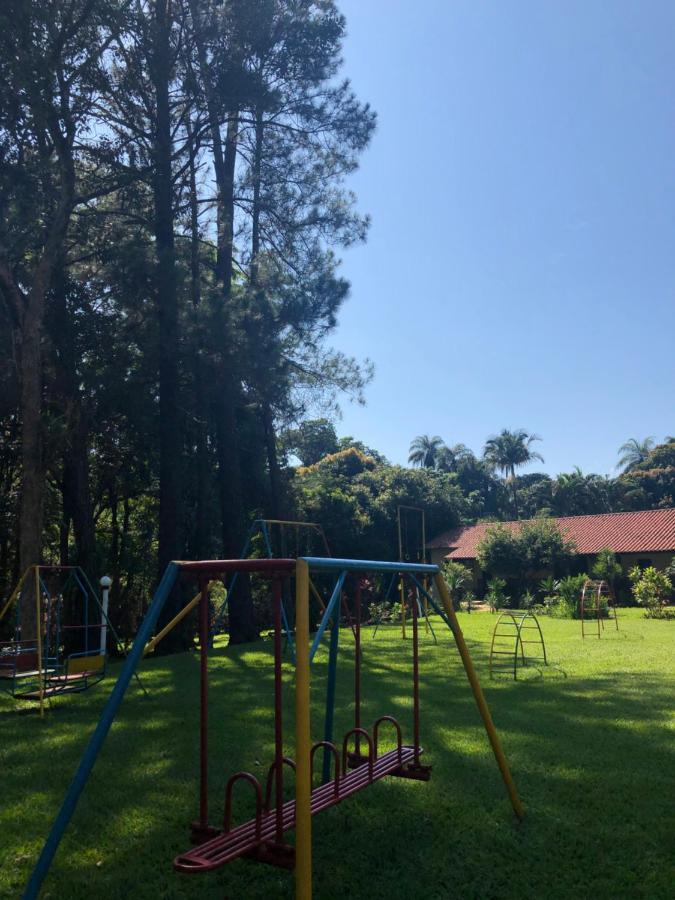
[[25, 555, 524, 900], [0, 566, 120, 715], [580, 579, 619, 638], [372, 505, 437, 642], [211, 518, 346, 651]]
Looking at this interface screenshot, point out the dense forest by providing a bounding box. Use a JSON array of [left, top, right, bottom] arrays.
[[0, 0, 376, 645], [1, 2, 673, 648]]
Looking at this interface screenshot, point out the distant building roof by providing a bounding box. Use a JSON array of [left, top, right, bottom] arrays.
[[427, 508, 675, 560]]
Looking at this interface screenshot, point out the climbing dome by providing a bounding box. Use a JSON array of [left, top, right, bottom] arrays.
[[580, 579, 619, 638], [489, 611, 547, 679]]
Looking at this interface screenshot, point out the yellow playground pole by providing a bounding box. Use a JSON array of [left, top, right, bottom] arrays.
[[295, 559, 312, 900], [0, 566, 31, 625], [143, 589, 207, 656], [433, 572, 524, 820], [34, 567, 45, 718]]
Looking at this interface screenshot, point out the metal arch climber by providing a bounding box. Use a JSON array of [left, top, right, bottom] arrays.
[[489, 611, 547, 680], [580, 579, 619, 639]]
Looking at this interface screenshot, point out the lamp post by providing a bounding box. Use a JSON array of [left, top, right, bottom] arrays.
[[100, 575, 112, 655]]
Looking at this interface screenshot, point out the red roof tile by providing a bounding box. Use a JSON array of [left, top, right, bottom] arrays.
[[427, 508, 675, 559]]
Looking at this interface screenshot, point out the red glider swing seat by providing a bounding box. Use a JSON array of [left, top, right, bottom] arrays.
[[175, 718, 427, 873]]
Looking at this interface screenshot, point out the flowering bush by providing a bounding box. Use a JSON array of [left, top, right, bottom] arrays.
[[629, 566, 672, 618]]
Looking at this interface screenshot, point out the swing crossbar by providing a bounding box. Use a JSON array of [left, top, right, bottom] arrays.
[[299, 557, 438, 575], [177, 559, 296, 577]]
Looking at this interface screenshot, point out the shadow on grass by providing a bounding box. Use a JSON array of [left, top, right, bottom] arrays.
[[1, 623, 674, 899]]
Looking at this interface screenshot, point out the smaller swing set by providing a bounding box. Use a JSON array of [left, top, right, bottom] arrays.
[[0, 566, 124, 715], [372, 505, 437, 642], [489, 611, 547, 680], [580, 579, 619, 639], [212, 518, 348, 650]]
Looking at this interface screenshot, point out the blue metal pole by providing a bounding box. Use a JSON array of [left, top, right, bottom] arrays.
[[299, 557, 438, 576], [262, 520, 296, 659], [309, 571, 346, 662], [321, 606, 340, 783], [23, 562, 179, 900]]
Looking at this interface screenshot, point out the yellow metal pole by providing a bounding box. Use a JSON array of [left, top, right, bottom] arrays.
[[143, 588, 206, 656], [295, 559, 312, 900], [0, 567, 31, 625], [308, 578, 326, 613], [433, 572, 524, 820], [423, 579, 429, 634], [34, 567, 45, 718]]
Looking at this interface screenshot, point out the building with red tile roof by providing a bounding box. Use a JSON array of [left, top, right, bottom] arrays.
[[427, 508, 675, 580]]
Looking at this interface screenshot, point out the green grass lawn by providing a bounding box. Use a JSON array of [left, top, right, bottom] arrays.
[[1, 609, 674, 899]]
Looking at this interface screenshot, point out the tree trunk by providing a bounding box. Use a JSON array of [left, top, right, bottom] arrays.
[[151, 0, 186, 651], [18, 312, 43, 640], [189, 6, 254, 641], [52, 264, 96, 573], [186, 117, 210, 559], [263, 401, 283, 518]]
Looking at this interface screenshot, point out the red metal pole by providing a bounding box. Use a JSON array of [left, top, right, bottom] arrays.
[[199, 579, 209, 832], [272, 577, 284, 843], [411, 579, 420, 765], [354, 579, 362, 756]]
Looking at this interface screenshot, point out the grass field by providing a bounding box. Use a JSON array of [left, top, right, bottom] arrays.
[[1, 609, 673, 899]]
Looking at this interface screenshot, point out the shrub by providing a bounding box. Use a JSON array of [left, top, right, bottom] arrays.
[[485, 576, 508, 613], [520, 590, 536, 610], [592, 548, 622, 584], [629, 566, 672, 618], [541, 573, 587, 618], [442, 560, 471, 611]]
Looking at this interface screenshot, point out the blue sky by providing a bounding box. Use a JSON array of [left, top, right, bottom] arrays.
[[330, 0, 675, 477]]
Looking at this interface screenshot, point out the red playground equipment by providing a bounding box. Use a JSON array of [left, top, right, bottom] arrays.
[[580, 579, 619, 638], [26, 556, 524, 900]]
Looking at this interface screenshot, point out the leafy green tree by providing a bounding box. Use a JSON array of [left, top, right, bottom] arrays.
[[616, 438, 675, 509], [515, 473, 554, 518], [294, 458, 464, 562], [477, 519, 575, 601], [483, 429, 544, 517], [551, 467, 612, 516], [285, 419, 340, 466], [592, 548, 622, 585]]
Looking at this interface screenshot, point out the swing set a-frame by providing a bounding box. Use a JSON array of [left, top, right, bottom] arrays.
[[371, 505, 437, 642], [25, 554, 524, 900], [0, 566, 129, 716], [211, 518, 350, 650]]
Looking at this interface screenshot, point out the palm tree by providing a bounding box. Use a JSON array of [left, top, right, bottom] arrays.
[[408, 435, 447, 469], [483, 429, 544, 518], [552, 467, 610, 516], [617, 437, 655, 472]]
